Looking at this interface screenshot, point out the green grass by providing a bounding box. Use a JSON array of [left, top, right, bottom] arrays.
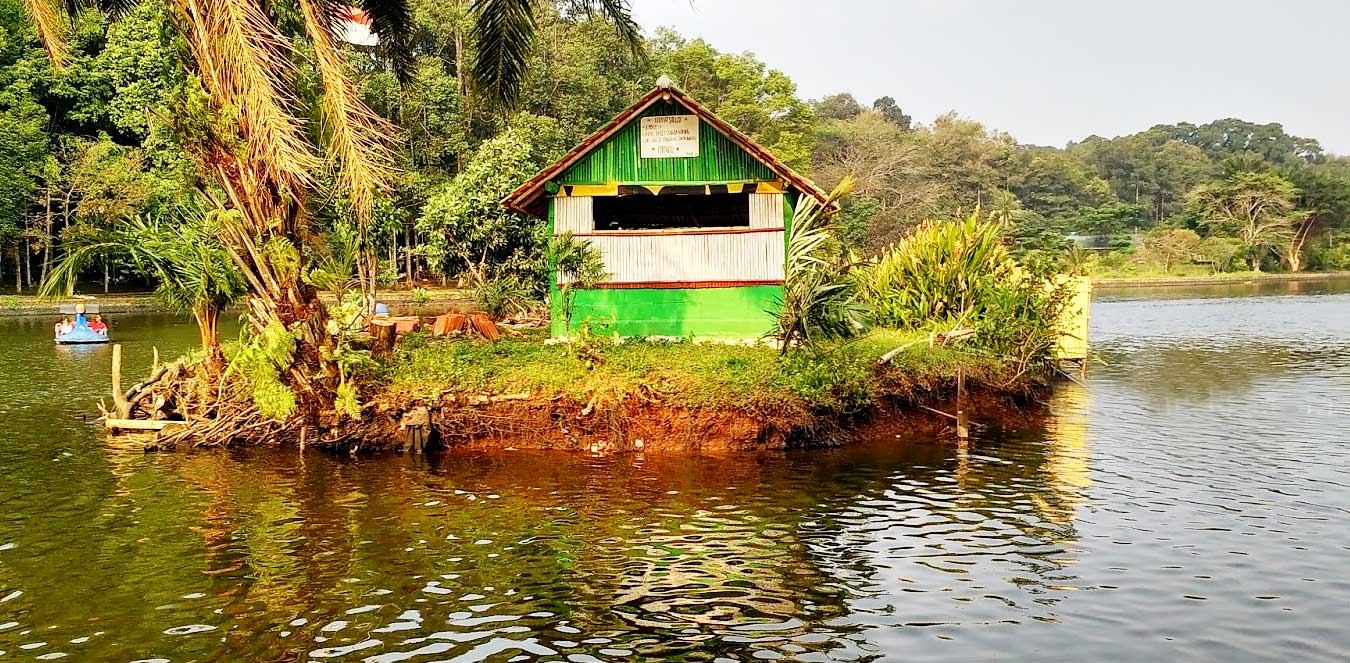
[[379, 328, 1015, 417]]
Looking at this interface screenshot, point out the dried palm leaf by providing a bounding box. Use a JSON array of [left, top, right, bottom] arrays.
[[22, 0, 69, 70], [296, 0, 397, 215]]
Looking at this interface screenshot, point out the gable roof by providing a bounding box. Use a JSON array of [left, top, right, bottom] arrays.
[[501, 81, 829, 218]]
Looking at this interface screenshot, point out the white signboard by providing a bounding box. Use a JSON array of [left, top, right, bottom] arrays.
[[640, 115, 699, 158]]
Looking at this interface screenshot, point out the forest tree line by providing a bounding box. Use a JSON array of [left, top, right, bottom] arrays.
[[3, 0, 1349, 298]]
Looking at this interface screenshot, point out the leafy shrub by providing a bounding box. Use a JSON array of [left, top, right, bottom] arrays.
[[971, 278, 1072, 369], [1197, 237, 1247, 273], [410, 286, 430, 306], [774, 347, 873, 412], [548, 233, 608, 334], [226, 321, 301, 420], [473, 276, 531, 318], [1139, 228, 1201, 272], [859, 211, 1014, 329], [857, 210, 1071, 367]]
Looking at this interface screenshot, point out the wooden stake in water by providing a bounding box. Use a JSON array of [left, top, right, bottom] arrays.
[[956, 367, 970, 441], [111, 343, 131, 419]]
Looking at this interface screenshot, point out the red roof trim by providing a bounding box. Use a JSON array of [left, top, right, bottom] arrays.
[[501, 85, 829, 217]]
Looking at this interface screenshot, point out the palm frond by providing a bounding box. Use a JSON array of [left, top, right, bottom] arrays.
[[580, 0, 642, 56], [470, 0, 536, 109], [40, 211, 247, 314], [297, 0, 397, 216], [94, 0, 139, 18], [776, 176, 864, 351], [356, 0, 414, 82], [22, 0, 69, 71], [181, 0, 320, 191]]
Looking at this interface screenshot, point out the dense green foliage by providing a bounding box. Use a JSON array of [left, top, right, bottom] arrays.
[[860, 214, 1015, 329], [4, 0, 1350, 301]]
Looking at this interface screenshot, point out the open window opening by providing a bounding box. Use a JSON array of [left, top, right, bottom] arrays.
[[593, 193, 750, 231]]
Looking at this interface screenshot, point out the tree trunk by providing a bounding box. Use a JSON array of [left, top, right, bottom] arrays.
[[13, 246, 22, 294], [193, 304, 224, 377], [40, 188, 53, 284], [103, 259, 110, 293], [404, 224, 414, 288]]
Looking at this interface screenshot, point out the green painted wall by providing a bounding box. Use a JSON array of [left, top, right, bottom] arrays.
[[544, 106, 799, 338], [550, 284, 782, 338], [558, 101, 776, 185]]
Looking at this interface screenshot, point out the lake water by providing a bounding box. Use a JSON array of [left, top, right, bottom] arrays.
[[1, 282, 1348, 662]]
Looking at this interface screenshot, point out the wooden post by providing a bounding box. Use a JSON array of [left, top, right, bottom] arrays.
[[370, 319, 396, 359], [955, 367, 969, 441], [401, 406, 430, 454], [111, 343, 132, 419]]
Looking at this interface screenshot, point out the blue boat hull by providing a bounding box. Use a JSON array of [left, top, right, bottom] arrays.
[[55, 328, 110, 344]]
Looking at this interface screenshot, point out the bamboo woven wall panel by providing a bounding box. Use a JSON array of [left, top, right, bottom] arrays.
[[749, 193, 784, 229], [559, 101, 777, 184], [554, 196, 593, 234], [558, 231, 785, 284]]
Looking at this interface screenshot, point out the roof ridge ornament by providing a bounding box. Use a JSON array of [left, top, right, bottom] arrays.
[[655, 74, 677, 89]]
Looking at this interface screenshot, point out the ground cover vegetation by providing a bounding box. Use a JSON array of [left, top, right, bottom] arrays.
[[5, 0, 1337, 447]]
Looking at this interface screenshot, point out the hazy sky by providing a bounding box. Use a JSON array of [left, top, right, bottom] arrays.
[[629, 0, 1350, 154]]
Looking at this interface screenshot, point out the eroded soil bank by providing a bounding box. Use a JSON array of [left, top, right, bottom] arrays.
[[132, 330, 1052, 453], [337, 383, 1050, 454]]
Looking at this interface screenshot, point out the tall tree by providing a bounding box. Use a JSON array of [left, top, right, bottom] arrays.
[[812, 92, 862, 121], [812, 110, 940, 250], [871, 96, 910, 130], [651, 29, 816, 170], [20, 0, 416, 418], [1188, 171, 1307, 272]]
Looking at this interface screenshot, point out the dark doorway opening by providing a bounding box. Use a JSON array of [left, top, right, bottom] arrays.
[[593, 193, 750, 231]]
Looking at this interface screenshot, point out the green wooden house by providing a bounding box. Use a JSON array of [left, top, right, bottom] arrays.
[[502, 76, 829, 339]]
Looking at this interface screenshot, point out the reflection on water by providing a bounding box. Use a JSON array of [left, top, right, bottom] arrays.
[[1, 286, 1350, 661]]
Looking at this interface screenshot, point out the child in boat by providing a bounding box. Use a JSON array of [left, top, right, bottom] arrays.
[[89, 316, 108, 335], [55, 318, 74, 335]]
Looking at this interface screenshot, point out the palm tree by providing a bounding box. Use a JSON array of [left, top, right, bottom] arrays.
[[21, 0, 413, 403], [40, 211, 248, 374], [776, 176, 866, 354], [469, 0, 643, 109], [19, 0, 639, 417]]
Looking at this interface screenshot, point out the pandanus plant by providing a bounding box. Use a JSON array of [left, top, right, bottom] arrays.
[[776, 175, 868, 353], [40, 210, 248, 374]]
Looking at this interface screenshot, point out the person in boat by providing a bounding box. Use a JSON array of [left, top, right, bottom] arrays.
[[89, 315, 108, 335], [55, 317, 74, 335]]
